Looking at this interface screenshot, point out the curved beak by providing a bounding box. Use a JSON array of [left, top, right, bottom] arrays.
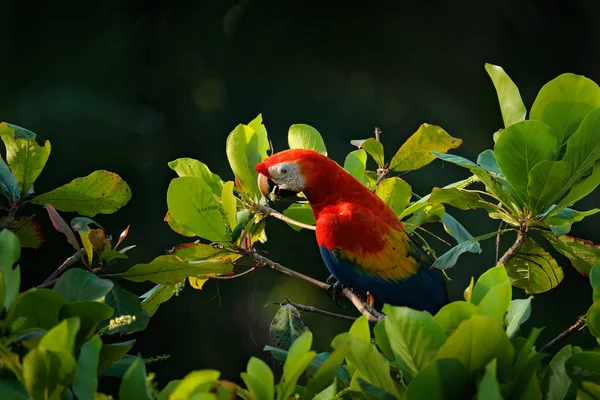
[[257, 173, 272, 199]]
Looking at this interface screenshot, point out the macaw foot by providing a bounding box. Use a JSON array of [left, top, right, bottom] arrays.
[[326, 275, 345, 307]]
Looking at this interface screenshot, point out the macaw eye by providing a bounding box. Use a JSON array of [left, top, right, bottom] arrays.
[[280, 167, 288, 174]]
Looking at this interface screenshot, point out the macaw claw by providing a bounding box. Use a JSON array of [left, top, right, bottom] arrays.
[[326, 275, 345, 307]]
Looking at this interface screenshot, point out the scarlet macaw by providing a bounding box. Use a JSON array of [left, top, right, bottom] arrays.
[[256, 149, 448, 314]]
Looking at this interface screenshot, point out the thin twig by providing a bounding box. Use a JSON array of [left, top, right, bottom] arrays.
[[12, 214, 36, 232], [252, 204, 316, 231], [495, 221, 505, 264], [497, 229, 526, 266], [38, 251, 83, 288], [210, 267, 256, 280], [284, 299, 357, 322], [540, 315, 587, 353], [246, 250, 384, 322], [0, 201, 19, 230]]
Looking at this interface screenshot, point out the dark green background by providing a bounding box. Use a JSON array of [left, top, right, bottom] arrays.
[[2, 0, 599, 389]]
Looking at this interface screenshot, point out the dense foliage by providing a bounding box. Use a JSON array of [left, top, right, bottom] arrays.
[[0, 64, 599, 399]]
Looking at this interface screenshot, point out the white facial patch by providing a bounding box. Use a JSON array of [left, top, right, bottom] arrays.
[[268, 162, 305, 192]]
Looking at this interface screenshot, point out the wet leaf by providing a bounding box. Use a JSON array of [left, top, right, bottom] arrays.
[[32, 170, 131, 217]]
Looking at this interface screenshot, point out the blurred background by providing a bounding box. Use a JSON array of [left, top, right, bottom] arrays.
[[2, 0, 600, 391]]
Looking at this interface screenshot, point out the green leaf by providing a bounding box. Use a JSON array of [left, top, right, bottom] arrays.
[[530, 73, 600, 145], [494, 120, 558, 207], [5, 289, 66, 331], [280, 332, 316, 399], [168, 158, 223, 195], [428, 187, 497, 213], [22, 348, 76, 400], [119, 357, 152, 400], [591, 262, 600, 300], [313, 382, 336, 400], [282, 203, 316, 231], [433, 301, 477, 336], [164, 211, 197, 237], [221, 181, 237, 231], [432, 152, 479, 169], [39, 317, 80, 354], [434, 230, 506, 270], [471, 167, 521, 217], [241, 357, 274, 400], [505, 237, 564, 293], [376, 177, 412, 216], [331, 333, 401, 397], [587, 301, 600, 342], [288, 124, 327, 155], [477, 150, 505, 178], [122, 255, 233, 285], [102, 355, 139, 378], [390, 123, 462, 172], [476, 359, 503, 400], [59, 302, 114, 344], [344, 149, 367, 181], [545, 208, 600, 237], [102, 284, 149, 335], [471, 265, 512, 324], [140, 284, 177, 317], [406, 358, 468, 400], [98, 340, 135, 375], [170, 242, 239, 261], [226, 123, 265, 198], [305, 345, 350, 399], [485, 63, 527, 127], [70, 220, 93, 265], [356, 379, 398, 400], [527, 160, 571, 215], [441, 213, 479, 249], [565, 352, 600, 399], [54, 269, 113, 303], [544, 345, 582, 400], [349, 315, 370, 342], [350, 138, 384, 166], [554, 159, 600, 213], [167, 176, 230, 243], [543, 232, 600, 275], [0, 155, 19, 201], [72, 336, 102, 400], [269, 304, 309, 350], [506, 297, 532, 339], [381, 305, 447, 382], [0, 122, 51, 195], [169, 370, 220, 399], [436, 315, 514, 375], [0, 229, 21, 310], [31, 170, 131, 217], [0, 375, 29, 400]]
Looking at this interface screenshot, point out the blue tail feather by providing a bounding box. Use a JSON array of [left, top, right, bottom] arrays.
[[320, 246, 449, 314]]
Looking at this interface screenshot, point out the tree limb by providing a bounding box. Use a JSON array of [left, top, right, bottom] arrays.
[[540, 314, 587, 353], [38, 250, 83, 288], [497, 229, 526, 266], [252, 204, 316, 231]]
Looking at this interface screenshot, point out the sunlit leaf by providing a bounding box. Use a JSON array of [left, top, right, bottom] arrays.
[[169, 242, 239, 261], [305, 345, 350, 399], [485, 63, 527, 128], [0, 123, 51, 196], [376, 177, 412, 216], [167, 176, 230, 243], [390, 124, 462, 172], [226, 123, 265, 198], [429, 187, 497, 213], [39, 317, 80, 354], [169, 370, 220, 399], [554, 159, 600, 213], [288, 124, 327, 155], [121, 255, 233, 285], [506, 297, 532, 339], [433, 301, 477, 336], [0, 229, 21, 310], [140, 284, 177, 317], [434, 230, 505, 270], [32, 171, 131, 217], [350, 138, 384, 166], [164, 211, 196, 237], [168, 158, 223, 195], [505, 237, 564, 293], [221, 181, 237, 231], [530, 73, 600, 145], [280, 332, 317, 399], [22, 347, 76, 400], [476, 359, 502, 400], [543, 232, 600, 275], [43, 204, 81, 255], [241, 357, 274, 400], [431, 152, 478, 169], [343, 149, 367, 181], [471, 265, 512, 324]]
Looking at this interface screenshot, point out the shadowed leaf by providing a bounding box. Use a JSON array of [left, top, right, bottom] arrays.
[[269, 304, 308, 350], [43, 204, 81, 255], [0, 229, 22, 311], [506, 237, 563, 293], [54, 269, 114, 303], [543, 232, 600, 275], [565, 352, 600, 398]]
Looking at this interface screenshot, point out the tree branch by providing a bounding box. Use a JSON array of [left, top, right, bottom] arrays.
[[283, 299, 357, 322], [252, 204, 316, 231], [497, 229, 526, 266], [540, 314, 587, 353], [245, 250, 384, 322], [38, 251, 83, 288], [0, 201, 19, 230]]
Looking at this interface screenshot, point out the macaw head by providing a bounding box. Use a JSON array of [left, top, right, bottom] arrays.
[[256, 149, 337, 200]]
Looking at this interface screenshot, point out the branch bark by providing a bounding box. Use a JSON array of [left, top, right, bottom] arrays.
[[497, 229, 526, 266], [252, 204, 316, 231], [38, 251, 83, 288], [540, 314, 587, 353]]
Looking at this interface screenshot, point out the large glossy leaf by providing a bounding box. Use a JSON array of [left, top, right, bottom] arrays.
[[471, 265, 512, 324], [390, 123, 462, 172], [22, 348, 76, 400], [121, 255, 233, 285], [376, 177, 412, 216], [282, 203, 316, 231], [350, 138, 384, 166], [544, 345, 582, 400], [505, 237, 563, 293], [565, 352, 600, 398], [527, 160, 571, 215], [164, 211, 196, 237], [288, 124, 327, 155], [73, 336, 102, 400], [432, 152, 479, 169], [168, 158, 223, 195], [554, 159, 600, 213], [0, 229, 21, 310], [167, 176, 230, 243], [269, 304, 308, 351], [0, 123, 51, 196], [406, 358, 467, 400], [343, 149, 367, 181], [530, 73, 600, 145], [32, 171, 131, 217], [381, 305, 446, 382], [102, 284, 149, 335], [471, 167, 521, 217], [435, 315, 514, 376], [0, 155, 19, 201], [477, 150, 505, 178], [5, 289, 66, 331], [432, 301, 477, 335], [54, 269, 113, 303], [506, 297, 532, 339], [494, 120, 558, 207], [240, 357, 274, 400], [543, 232, 600, 275], [485, 63, 527, 127]]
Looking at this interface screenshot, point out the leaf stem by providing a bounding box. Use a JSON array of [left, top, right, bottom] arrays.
[[539, 314, 587, 353]]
